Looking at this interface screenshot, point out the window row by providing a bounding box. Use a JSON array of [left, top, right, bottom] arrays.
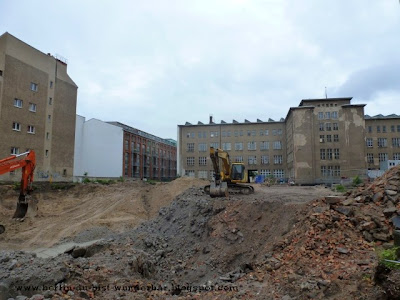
[[14, 99, 37, 112], [10, 147, 49, 157], [320, 148, 340, 160], [367, 125, 400, 133], [186, 169, 285, 179], [317, 111, 338, 120], [186, 155, 283, 166], [366, 153, 400, 163], [366, 138, 400, 148], [319, 122, 339, 131], [319, 134, 339, 143], [186, 128, 283, 139], [12, 122, 36, 134], [187, 141, 282, 152], [320, 166, 341, 177]]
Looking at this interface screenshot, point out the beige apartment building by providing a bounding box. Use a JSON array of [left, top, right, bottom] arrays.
[[178, 97, 400, 185], [0, 32, 78, 181]]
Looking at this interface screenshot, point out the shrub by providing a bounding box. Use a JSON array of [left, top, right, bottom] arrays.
[[377, 247, 400, 269], [352, 175, 362, 186], [335, 184, 346, 192]]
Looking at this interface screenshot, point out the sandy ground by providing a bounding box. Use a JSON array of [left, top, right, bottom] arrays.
[[0, 177, 206, 250]]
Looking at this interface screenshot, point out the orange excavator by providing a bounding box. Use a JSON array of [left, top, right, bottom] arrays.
[[0, 150, 36, 233]]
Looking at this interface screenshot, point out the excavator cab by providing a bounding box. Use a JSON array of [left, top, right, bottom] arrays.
[[231, 163, 246, 182]]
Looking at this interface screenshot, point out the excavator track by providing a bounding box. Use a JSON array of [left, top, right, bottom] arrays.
[[204, 183, 254, 197]]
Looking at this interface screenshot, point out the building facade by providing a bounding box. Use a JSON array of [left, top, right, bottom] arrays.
[[0, 32, 78, 181], [178, 97, 400, 184], [74, 118, 177, 181]]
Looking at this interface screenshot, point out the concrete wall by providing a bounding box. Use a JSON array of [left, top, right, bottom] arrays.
[[74, 118, 123, 178]]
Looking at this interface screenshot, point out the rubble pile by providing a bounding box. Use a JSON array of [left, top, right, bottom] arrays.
[[245, 167, 400, 299]]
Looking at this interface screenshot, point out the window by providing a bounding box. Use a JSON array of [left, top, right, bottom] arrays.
[[50, 81, 53, 88], [247, 130, 251, 136], [277, 129, 282, 135], [199, 157, 207, 166], [264, 129, 269, 136], [27, 125, 35, 134], [319, 123, 324, 131], [320, 149, 326, 160], [273, 141, 282, 150], [334, 148, 339, 159], [222, 131, 226, 137], [321, 166, 327, 177], [210, 131, 218, 138], [261, 155, 269, 165], [392, 138, 400, 147], [49, 97, 53, 105], [378, 153, 388, 162], [398, 125, 400, 132], [12, 122, 21, 131], [234, 156, 243, 163], [48, 115, 51, 122], [29, 103, 37, 112], [248, 141, 257, 151], [273, 155, 283, 164], [187, 143, 194, 152], [198, 170, 208, 179], [235, 142, 243, 151], [234, 130, 239, 137], [377, 126, 381, 133], [124, 140, 129, 150], [260, 169, 271, 176], [45, 150, 49, 157], [210, 142, 219, 149], [187, 157, 195, 166], [202, 131, 207, 138], [185, 170, 195, 177], [332, 111, 338, 119], [377, 138, 387, 148], [333, 134, 339, 142], [260, 141, 269, 150], [198, 132, 202, 138], [0, 70, 2, 76], [11, 147, 19, 155], [367, 153, 374, 163], [248, 156, 257, 165], [30, 82, 38, 91], [318, 112, 324, 120], [240, 130, 243, 136], [326, 135, 332, 143], [327, 149, 333, 160], [259, 129, 264, 136], [14, 99, 23, 108], [272, 129, 277, 136], [46, 132, 50, 140], [222, 143, 231, 151], [198, 143, 207, 152], [227, 131, 231, 137], [325, 112, 331, 119], [273, 169, 284, 178], [325, 123, 331, 131], [383, 125, 387, 133], [393, 153, 400, 160], [391, 125, 395, 132], [333, 123, 338, 130], [320, 135, 325, 143], [368, 126, 372, 133], [366, 138, 373, 148]]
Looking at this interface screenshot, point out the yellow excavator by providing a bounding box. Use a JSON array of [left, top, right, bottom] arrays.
[[204, 147, 254, 197]]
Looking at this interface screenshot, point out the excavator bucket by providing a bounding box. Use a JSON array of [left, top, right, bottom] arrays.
[[13, 195, 38, 219], [209, 181, 228, 198]]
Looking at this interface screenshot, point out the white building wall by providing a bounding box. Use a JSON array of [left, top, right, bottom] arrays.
[[73, 115, 85, 177], [74, 117, 123, 178]]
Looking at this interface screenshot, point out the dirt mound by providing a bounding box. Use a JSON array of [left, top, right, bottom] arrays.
[[0, 177, 205, 250]]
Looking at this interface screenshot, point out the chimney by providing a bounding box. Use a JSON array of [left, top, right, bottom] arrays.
[[209, 114, 213, 124]]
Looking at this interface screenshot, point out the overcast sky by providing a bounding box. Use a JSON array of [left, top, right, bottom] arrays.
[[1, 0, 399, 139]]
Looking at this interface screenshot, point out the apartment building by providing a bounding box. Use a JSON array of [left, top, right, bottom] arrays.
[[74, 117, 177, 180], [0, 32, 78, 181], [178, 97, 400, 185]]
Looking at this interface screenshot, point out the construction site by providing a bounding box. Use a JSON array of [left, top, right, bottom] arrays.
[[0, 162, 400, 299]]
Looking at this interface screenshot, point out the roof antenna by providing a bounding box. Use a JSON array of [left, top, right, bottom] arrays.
[[325, 87, 328, 99]]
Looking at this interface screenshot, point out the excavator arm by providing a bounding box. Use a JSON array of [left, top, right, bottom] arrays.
[[209, 147, 231, 181], [0, 150, 36, 219]]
